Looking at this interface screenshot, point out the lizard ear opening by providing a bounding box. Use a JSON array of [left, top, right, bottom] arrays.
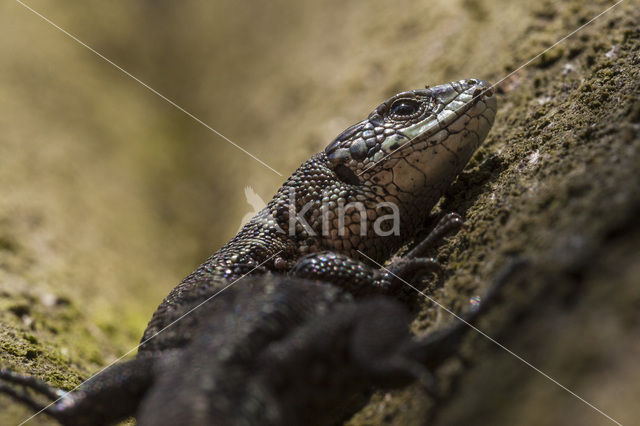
[[334, 164, 361, 186]]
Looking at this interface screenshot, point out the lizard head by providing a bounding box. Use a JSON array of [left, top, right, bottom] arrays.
[[324, 79, 497, 202]]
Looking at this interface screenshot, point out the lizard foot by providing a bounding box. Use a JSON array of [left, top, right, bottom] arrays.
[[405, 212, 465, 259]]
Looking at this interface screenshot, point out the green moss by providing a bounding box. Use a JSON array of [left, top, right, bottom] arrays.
[[535, 45, 566, 68]]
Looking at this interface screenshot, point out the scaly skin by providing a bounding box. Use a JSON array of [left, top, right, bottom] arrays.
[[0, 79, 497, 425], [142, 79, 496, 350]]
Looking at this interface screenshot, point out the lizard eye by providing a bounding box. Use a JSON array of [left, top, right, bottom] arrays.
[[390, 99, 421, 118]]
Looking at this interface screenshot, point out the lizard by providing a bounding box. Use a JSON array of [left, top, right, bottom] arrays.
[[0, 78, 498, 425]]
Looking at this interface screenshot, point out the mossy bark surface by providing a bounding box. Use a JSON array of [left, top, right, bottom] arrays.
[[1, 1, 638, 424]]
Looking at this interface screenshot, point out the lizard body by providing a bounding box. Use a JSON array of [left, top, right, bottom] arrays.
[[1, 79, 497, 425]]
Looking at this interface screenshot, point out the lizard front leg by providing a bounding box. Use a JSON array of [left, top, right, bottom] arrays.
[[291, 213, 464, 297]]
